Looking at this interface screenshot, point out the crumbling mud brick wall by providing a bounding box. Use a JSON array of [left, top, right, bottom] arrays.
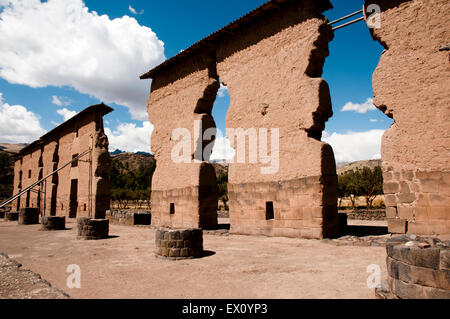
[[142, 0, 338, 238], [145, 53, 219, 229], [12, 104, 113, 219], [365, 0, 450, 235], [217, 0, 337, 239]]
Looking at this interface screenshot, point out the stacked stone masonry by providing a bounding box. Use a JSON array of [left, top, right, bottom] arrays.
[[77, 218, 109, 240], [365, 0, 450, 235], [143, 0, 338, 239], [382, 236, 450, 299], [155, 229, 204, 260], [41, 216, 66, 231], [106, 210, 151, 226], [18, 208, 40, 225], [4, 212, 18, 221]]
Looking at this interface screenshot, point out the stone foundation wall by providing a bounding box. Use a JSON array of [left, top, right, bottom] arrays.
[[383, 236, 450, 299], [385, 169, 450, 235], [106, 210, 151, 226], [340, 209, 386, 221], [229, 175, 338, 239]]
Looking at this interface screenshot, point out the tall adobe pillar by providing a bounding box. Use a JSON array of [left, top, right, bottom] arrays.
[[216, 0, 337, 239], [146, 53, 219, 229], [365, 0, 450, 235]]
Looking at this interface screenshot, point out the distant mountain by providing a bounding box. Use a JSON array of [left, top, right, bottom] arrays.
[[337, 159, 382, 175], [0, 143, 28, 154], [110, 149, 124, 155], [111, 152, 155, 172]]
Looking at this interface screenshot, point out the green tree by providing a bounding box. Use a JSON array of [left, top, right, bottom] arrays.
[[337, 166, 384, 210]]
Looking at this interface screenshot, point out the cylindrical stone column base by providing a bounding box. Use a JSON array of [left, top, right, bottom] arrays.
[[155, 228, 204, 260], [18, 208, 40, 225], [4, 212, 19, 221], [383, 235, 450, 299], [77, 218, 109, 240], [41, 216, 66, 231]]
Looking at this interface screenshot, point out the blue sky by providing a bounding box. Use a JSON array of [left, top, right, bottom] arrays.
[[0, 0, 392, 163]]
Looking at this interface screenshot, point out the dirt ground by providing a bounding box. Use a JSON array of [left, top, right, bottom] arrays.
[[0, 219, 388, 299]]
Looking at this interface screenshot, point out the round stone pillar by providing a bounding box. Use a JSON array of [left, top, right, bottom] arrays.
[[155, 228, 204, 260], [18, 208, 40, 225], [41, 216, 66, 231], [77, 218, 109, 240]]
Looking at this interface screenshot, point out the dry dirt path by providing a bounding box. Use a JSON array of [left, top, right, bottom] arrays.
[[0, 219, 387, 299]]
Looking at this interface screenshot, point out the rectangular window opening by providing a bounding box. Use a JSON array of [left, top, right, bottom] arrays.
[[71, 154, 79, 167], [170, 203, 175, 215], [266, 201, 274, 220], [28, 170, 31, 179]]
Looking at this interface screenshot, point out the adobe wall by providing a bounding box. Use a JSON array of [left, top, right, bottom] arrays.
[[216, 0, 338, 238], [365, 0, 450, 235], [147, 52, 219, 229], [12, 108, 111, 219]]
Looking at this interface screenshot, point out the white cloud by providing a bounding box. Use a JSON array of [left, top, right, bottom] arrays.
[[128, 5, 143, 15], [105, 121, 153, 153], [322, 129, 385, 163], [0, 92, 46, 143], [217, 83, 228, 98], [0, 0, 165, 121], [369, 119, 378, 123], [210, 137, 235, 162], [341, 98, 377, 114], [56, 108, 78, 121], [52, 95, 71, 107]]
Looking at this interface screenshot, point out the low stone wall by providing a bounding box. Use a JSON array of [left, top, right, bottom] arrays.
[[4, 212, 18, 221], [155, 229, 204, 260], [378, 235, 450, 299], [339, 209, 386, 221], [77, 218, 109, 240], [18, 208, 40, 225], [106, 210, 151, 226], [41, 216, 66, 231]]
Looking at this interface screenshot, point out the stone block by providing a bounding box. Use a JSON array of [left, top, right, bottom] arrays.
[[398, 193, 416, 204], [385, 195, 397, 207], [440, 250, 450, 270], [384, 182, 399, 194], [398, 206, 414, 220], [169, 248, 180, 258], [388, 219, 407, 234]]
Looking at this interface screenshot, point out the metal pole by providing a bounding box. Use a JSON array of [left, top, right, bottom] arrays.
[[328, 9, 363, 25], [332, 17, 365, 31]]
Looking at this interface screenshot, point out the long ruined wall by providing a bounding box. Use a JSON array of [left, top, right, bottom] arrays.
[[12, 107, 111, 219], [216, 0, 337, 238], [366, 0, 450, 235], [147, 52, 219, 229]]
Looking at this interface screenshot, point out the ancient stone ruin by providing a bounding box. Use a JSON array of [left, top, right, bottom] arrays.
[[141, 0, 339, 239], [365, 0, 450, 236], [12, 103, 113, 220]]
